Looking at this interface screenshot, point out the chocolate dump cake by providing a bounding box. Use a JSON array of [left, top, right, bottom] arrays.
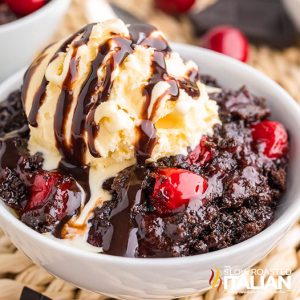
[[87, 83, 289, 257], [0, 21, 289, 258]]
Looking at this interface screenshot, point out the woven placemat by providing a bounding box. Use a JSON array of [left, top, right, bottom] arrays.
[[1, 0, 300, 299]]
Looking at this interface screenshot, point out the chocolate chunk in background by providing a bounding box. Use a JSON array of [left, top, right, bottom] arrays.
[[20, 287, 52, 300], [189, 0, 298, 48]]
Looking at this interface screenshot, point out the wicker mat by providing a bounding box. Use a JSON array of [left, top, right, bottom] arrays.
[[1, 0, 300, 299]]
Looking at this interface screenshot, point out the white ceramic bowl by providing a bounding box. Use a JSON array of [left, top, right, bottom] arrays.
[[282, 0, 300, 32], [0, 0, 70, 82], [0, 44, 300, 300]]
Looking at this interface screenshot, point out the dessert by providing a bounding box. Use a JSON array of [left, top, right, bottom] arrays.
[[0, 0, 49, 25], [0, 20, 289, 258]]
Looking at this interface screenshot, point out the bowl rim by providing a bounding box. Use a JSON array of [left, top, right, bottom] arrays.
[[1, 43, 300, 266], [0, 0, 71, 33]]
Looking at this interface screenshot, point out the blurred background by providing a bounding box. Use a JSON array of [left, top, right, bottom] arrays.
[[62, 0, 300, 102], [0, 0, 300, 102], [1, 0, 300, 102]]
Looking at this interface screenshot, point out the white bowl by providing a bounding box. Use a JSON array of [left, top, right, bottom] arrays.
[[282, 0, 300, 32], [0, 0, 70, 82], [0, 44, 300, 300]]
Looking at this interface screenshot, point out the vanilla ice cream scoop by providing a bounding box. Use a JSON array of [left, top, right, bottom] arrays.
[[22, 19, 220, 170]]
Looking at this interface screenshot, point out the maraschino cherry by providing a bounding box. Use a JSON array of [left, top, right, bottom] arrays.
[[5, 0, 46, 16], [200, 26, 249, 62], [152, 168, 208, 212], [24, 171, 79, 221], [189, 136, 213, 165], [251, 120, 288, 159], [155, 0, 195, 14]]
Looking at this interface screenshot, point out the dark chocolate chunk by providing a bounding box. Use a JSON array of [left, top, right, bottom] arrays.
[[189, 0, 298, 48], [20, 287, 51, 300]]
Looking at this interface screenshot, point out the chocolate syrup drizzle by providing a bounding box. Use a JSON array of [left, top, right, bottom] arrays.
[[102, 25, 200, 257], [73, 37, 133, 163], [23, 24, 95, 128], [54, 24, 95, 164], [20, 23, 201, 253]]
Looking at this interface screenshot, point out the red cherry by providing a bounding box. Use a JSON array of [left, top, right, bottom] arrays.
[[152, 168, 208, 211], [154, 0, 195, 14], [251, 120, 288, 159], [189, 136, 213, 165], [21, 171, 82, 230], [27, 172, 61, 210], [5, 0, 46, 16], [201, 26, 249, 62]]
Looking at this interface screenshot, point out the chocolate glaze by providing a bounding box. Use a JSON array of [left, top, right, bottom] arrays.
[[21, 53, 47, 126], [69, 43, 110, 165], [19, 24, 95, 237], [73, 23, 95, 48], [53, 23, 200, 166], [58, 160, 91, 205], [21, 42, 55, 107], [21, 23, 202, 251], [129, 24, 171, 52], [103, 166, 147, 256], [53, 216, 72, 238], [85, 37, 133, 158], [55, 24, 175, 247], [181, 68, 201, 98], [23, 22, 200, 166], [54, 24, 95, 163], [102, 26, 185, 256], [51, 158, 91, 238], [67, 37, 133, 164], [0, 125, 29, 173], [54, 49, 79, 161], [26, 78, 48, 128], [0, 136, 22, 171], [23, 24, 95, 128]]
